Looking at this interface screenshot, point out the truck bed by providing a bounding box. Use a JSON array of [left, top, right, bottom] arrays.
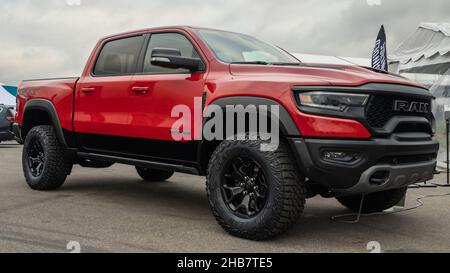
[[16, 77, 79, 134]]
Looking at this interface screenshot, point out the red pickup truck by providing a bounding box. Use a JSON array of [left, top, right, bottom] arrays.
[[14, 26, 438, 240]]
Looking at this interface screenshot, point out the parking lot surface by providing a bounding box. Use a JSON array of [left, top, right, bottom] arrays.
[[1, 141, 450, 253]]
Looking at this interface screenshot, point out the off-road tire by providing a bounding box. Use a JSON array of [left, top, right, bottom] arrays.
[[135, 167, 174, 182], [336, 187, 408, 214], [206, 138, 307, 241], [22, 126, 72, 191]]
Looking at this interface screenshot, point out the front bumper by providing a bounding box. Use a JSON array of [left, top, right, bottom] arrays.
[[288, 136, 439, 195]]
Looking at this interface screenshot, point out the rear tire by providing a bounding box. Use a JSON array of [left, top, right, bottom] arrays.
[[22, 126, 72, 191], [206, 137, 306, 241], [336, 187, 407, 214], [135, 167, 174, 182]]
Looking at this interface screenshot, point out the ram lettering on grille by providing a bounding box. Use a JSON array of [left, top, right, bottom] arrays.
[[393, 100, 430, 114]]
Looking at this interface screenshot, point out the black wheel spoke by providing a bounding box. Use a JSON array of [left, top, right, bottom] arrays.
[[245, 162, 256, 175], [251, 198, 259, 212], [255, 190, 266, 199], [258, 174, 268, 189], [238, 157, 254, 175], [231, 162, 245, 181], [37, 163, 44, 173], [237, 195, 251, 215], [223, 185, 244, 202], [30, 157, 40, 164]]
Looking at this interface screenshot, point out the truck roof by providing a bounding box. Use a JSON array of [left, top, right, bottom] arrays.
[[101, 25, 196, 40], [100, 25, 240, 41]]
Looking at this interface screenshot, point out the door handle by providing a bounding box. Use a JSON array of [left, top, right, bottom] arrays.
[[131, 86, 150, 94], [81, 87, 96, 94]]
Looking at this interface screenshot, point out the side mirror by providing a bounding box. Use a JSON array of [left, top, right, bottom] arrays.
[[150, 48, 203, 72]]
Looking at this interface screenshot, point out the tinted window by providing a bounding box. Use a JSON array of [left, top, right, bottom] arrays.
[[94, 35, 144, 76], [143, 33, 200, 74]]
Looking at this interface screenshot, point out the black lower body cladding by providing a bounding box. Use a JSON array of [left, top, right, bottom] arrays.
[[288, 136, 439, 194]]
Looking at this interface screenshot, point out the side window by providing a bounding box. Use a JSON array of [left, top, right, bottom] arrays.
[[143, 33, 201, 74], [93, 35, 144, 76]]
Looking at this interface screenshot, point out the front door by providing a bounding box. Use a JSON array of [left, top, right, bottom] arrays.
[[128, 32, 207, 163]]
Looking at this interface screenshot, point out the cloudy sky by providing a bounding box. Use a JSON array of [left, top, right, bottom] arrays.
[[1, 0, 450, 85]]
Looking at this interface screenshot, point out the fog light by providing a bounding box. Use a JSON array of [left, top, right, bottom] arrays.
[[322, 151, 360, 163]]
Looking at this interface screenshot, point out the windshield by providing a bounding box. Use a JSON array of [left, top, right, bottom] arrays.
[[196, 29, 300, 64]]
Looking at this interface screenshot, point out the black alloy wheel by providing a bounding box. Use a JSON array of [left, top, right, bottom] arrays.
[[27, 138, 46, 177], [221, 156, 269, 218]]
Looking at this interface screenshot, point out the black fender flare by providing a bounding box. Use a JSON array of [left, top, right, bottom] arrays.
[[197, 96, 300, 173], [205, 96, 300, 136], [22, 99, 67, 147]]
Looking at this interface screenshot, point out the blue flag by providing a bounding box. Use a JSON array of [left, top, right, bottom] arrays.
[[2, 85, 17, 97], [372, 25, 388, 72]]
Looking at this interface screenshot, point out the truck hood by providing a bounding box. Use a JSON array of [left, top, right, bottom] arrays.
[[229, 63, 427, 89]]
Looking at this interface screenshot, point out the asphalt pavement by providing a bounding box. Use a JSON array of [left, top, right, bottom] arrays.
[[1, 141, 450, 253]]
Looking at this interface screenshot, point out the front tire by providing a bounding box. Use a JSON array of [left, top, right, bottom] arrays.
[[135, 167, 174, 182], [22, 126, 72, 191], [206, 138, 306, 241], [336, 187, 407, 214]]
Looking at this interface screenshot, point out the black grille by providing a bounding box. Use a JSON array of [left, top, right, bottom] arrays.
[[365, 95, 432, 128]]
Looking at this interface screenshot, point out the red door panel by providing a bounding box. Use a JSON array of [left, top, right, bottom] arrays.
[[128, 73, 205, 141], [74, 75, 131, 137]]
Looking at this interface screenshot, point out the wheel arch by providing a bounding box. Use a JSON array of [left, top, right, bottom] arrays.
[[22, 99, 67, 147], [198, 96, 300, 174]]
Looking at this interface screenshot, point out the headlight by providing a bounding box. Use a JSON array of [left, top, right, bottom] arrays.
[[298, 92, 369, 111]]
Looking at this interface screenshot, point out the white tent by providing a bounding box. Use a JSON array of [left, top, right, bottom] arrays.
[[389, 23, 450, 167], [0, 83, 16, 106], [390, 23, 450, 74]]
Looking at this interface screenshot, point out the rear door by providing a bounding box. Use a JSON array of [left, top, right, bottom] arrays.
[[128, 32, 207, 163], [73, 35, 145, 153]]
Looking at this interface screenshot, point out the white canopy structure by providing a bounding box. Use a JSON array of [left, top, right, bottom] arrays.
[[390, 23, 450, 74], [0, 83, 17, 106], [389, 23, 450, 167]]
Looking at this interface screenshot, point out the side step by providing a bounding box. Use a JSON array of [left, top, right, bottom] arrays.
[[76, 152, 199, 175]]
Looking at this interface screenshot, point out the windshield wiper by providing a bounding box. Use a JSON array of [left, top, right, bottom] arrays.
[[271, 62, 302, 66], [230, 61, 270, 65], [231, 61, 302, 66]]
